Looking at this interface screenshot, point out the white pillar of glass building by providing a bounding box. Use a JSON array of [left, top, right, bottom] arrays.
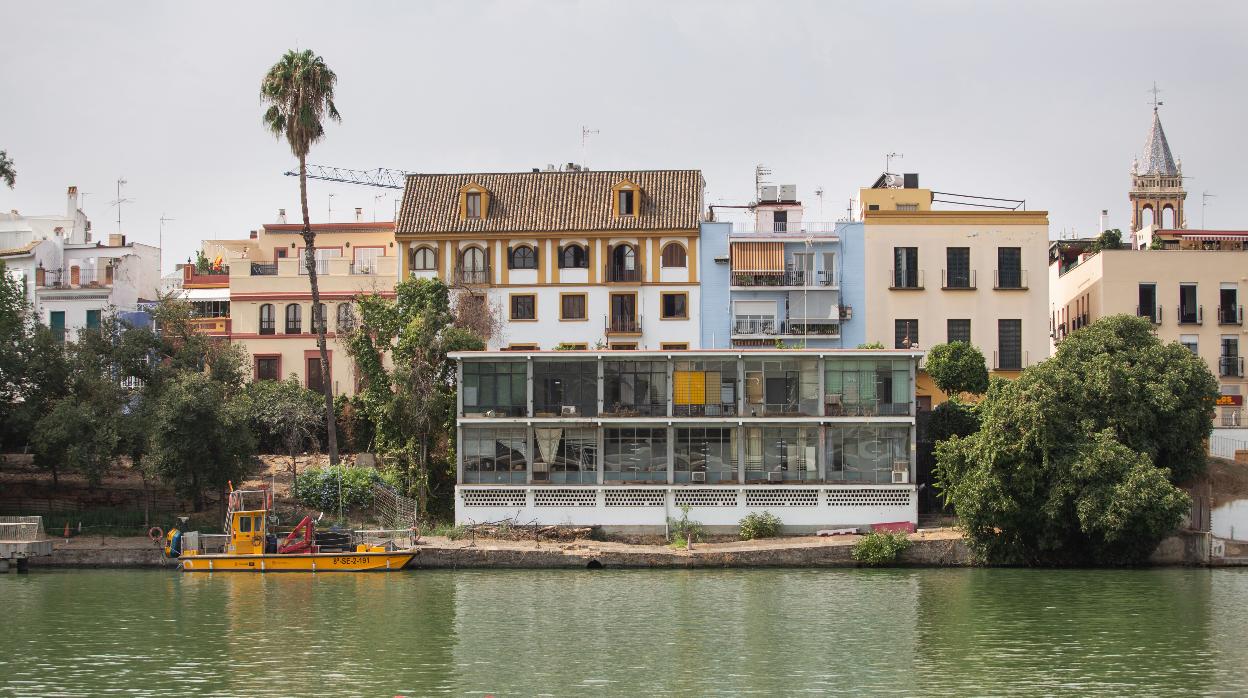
[[451, 348, 923, 534]]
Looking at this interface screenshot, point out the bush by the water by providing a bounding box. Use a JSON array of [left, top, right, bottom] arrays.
[[293, 466, 382, 512], [852, 531, 912, 565], [739, 511, 782, 540]]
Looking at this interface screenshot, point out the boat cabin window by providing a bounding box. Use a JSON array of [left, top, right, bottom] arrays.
[[239, 516, 252, 533]]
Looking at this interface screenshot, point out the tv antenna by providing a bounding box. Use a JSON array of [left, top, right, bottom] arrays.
[[159, 214, 175, 274], [1201, 191, 1216, 229], [885, 152, 903, 174], [327, 193, 335, 222], [108, 177, 133, 235], [580, 125, 599, 165], [373, 193, 386, 222], [754, 164, 772, 201], [814, 186, 825, 219]]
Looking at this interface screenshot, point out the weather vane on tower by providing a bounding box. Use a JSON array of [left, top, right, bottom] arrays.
[[1149, 82, 1164, 111]]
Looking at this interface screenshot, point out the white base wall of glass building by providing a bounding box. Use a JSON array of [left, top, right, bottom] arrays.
[[454, 484, 917, 534]]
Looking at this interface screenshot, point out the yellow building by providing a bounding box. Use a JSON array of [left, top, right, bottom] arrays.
[[860, 173, 1050, 407], [394, 168, 705, 350], [196, 214, 397, 394]]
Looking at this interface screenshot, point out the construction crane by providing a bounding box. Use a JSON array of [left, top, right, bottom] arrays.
[[283, 164, 411, 190]]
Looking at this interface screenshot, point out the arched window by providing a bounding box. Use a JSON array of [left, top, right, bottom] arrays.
[[285, 303, 301, 334], [337, 303, 355, 332], [410, 246, 437, 271], [609, 244, 638, 282], [560, 244, 588, 269], [509, 244, 537, 270], [660, 242, 687, 268], [311, 303, 327, 333], [1162, 206, 1176, 229], [1141, 205, 1155, 229], [459, 246, 487, 284], [259, 303, 275, 335]]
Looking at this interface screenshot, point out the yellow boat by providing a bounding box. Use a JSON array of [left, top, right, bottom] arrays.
[[168, 487, 416, 573]]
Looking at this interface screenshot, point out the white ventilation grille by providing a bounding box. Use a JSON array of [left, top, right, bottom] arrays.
[[533, 489, 598, 507], [461, 489, 527, 507], [824, 488, 912, 507], [744, 489, 818, 507], [603, 488, 666, 507], [674, 489, 739, 507]]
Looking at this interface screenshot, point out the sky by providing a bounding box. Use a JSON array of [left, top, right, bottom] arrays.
[[2, 0, 1247, 274]]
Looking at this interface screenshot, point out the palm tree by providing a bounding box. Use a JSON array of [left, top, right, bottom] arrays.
[[0, 150, 15, 189], [261, 49, 342, 465]]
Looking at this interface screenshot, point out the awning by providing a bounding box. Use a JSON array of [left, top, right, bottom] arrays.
[[788, 291, 839, 321], [1183, 235, 1248, 242], [731, 241, 784, 273], [179, 287, 231, 300]]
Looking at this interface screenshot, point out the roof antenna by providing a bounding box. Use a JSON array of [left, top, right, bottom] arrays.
[[108, 177, 132, 235], [1201, 191, 1216, 229], [580, 126, 599, 167], [885, 152, 903, 174]]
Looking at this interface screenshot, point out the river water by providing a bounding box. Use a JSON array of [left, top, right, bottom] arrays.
[[3, 568, 1248, 696]]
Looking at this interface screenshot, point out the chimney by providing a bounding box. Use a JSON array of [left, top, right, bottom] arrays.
[[355, 207, 363, 222], [108, 233, 126, 247], [249, 230, 258, 239], [277, 208, 287, 224], [67, 186, 78, 219]]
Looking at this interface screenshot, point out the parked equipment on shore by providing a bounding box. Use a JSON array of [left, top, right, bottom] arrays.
[[165, 486, 415, 573]]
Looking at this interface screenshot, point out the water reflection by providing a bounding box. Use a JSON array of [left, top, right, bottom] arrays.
[[2, 568, 1247, 695]]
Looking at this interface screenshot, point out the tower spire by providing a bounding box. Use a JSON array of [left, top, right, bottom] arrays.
[[1129, 86, 1186, 232]]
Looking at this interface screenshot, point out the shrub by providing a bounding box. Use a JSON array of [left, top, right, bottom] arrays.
[[667, 505, 704, 549], [927, 397, 981, 443], [739, 511, 782, 540], [293, 465, 381, 512], [925, 342, 989, 396], [852, 531, 912, 566], [430, 521, 467, 540]]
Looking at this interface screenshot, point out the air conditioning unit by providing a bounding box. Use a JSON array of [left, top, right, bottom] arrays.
[[690, 471, 707, 483], [768, 471, 785, 482], [760, 185, 778, 201], [891, 460, 910, 484], [561, 405, 578, 416], [839, 305, 853, 321], [778, 184, 797, 201]]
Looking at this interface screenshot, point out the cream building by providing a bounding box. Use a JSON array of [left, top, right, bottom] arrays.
[[196, 212, 397, 394], [860, 174, 1050, 406], [394, 168, 704, 351]]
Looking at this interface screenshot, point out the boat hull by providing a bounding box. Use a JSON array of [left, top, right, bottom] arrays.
[[180, 551, 415, 572]]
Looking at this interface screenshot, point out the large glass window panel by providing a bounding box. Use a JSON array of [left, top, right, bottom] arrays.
[[825, 359, 912, 416], [604, 427, 668, 483], [603, 361, 667, 416], [743, 358, 818, 416], [672, 359, 738, 417], [674, 427, 738, 483], [744, 426, 817, 483], [533, 427, 597, 484], [532, 360, 598, 417], [462, 427, 528, 484], [826, 425, 910, 484], [462, 361, 528, 417]]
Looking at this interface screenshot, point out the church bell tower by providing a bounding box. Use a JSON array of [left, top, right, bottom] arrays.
[[1130, 85, 1186, 232]]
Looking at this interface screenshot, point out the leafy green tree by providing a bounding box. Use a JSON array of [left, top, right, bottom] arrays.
[[1091, 228, 1124, 252], [261, 48, 343, 465], [345, 278, 483, 515], [0, 150, 15, 189], [32, 397, 119, 487], [935, 314, 1217, 565], [244, 377, 323, 476], [145, 372, 256, 511], [925, 341, 989, 396], [927, 398, 980, 443]]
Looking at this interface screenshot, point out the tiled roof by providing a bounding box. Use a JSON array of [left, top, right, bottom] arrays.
[[396, 170, 704, 234], [0, 241, 38, 257], [1140, 109, 1178, 176]]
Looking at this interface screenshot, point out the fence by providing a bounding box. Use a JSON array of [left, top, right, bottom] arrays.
[[1210, 434, 1248, 460]]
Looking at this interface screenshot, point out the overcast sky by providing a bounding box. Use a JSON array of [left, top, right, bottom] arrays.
[[3, 1, 1246, 273]]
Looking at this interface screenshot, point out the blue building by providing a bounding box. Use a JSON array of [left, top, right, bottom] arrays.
[[700, 187, 865, 348]]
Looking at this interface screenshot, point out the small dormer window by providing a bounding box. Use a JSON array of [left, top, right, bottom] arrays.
[[466, 192, 482, 219], [618, 190, 635, 216], [458, 183, 489, 220]]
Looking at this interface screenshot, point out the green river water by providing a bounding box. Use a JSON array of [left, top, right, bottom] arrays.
[[2, 568, 1248, 696]]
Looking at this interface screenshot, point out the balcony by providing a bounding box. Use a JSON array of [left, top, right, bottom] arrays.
[[1136, 305, 1162, 324], [732, 317, 840, 338], [993, 268, 1028, 290], [1221, 355, 1244, 378], [1178, 305, 1203, 325], [241, 256, 398, 279], [731, 270, 838, 288], [182, 265, 229, 287], [605, 263, 643, 283], [1218, 304, 1243, 325], [729, 221, 841, 238], [350, 261, 379, 275], [993, 350, 1030, 371], [605, 315, 642, 335], [888, 269, 924, 290], [39, 267, 113, 289], [250, 263, 278, 276], [298, 260, 331, 276], [455, 265, 491, 285], [941, 269, 977, 290]]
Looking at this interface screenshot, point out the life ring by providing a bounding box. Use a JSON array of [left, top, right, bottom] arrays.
[[148, 526, 164, 542]]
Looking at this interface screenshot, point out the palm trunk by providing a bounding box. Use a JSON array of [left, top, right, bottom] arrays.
[[300, 153, 339, 465]]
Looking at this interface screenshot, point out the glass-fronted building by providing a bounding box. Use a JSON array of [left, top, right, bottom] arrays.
[[453, 349, 922, 532]]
